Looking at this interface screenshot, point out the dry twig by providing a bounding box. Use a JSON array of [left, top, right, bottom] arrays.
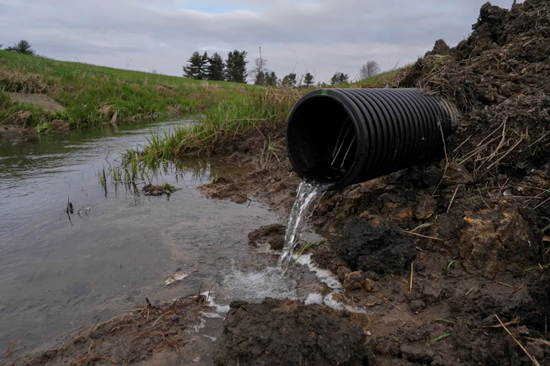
[[494, 314, 540, 366]]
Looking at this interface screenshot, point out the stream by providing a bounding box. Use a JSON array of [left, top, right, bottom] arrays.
[[0, 120, 334, 364]]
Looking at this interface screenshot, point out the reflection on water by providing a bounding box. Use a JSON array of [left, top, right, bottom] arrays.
[[0, 120, 280, 358], [0, 120, 334, 364]]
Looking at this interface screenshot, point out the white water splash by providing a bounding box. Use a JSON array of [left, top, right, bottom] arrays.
[[278, 181, 331, 270], [304, 293, 324, 305], [221, 267, 297, 302]]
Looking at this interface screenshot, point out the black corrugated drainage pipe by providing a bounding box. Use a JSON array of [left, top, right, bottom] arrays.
[[286, 88, 458, 190]]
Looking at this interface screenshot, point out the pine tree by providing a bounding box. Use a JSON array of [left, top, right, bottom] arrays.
[[225, 50, 248, 83], [254, 71, 267, 86], [304, 73, 314, 88], [206, 52, 225, 81], [281, 73, 297, 88], [5, 40, 35, 55], [183, 51, 208, 79], [331, 72, 349, 85], [266, 71, 278, 87]]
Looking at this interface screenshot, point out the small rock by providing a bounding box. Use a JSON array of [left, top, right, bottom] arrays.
[[518, 325, 530, 336], [422, 285, 442, 302], [410, 299, 427, 312], [414, 194, 438, 220], [248, 224, 285, 250], [344, 271, 367, 291], [231, 194, 248, 204], [442, 163, 474, 186], [362, 278, 378, 293]]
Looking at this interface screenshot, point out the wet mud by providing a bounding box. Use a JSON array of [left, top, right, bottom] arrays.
[[214, 299, 368, 366], [6, 0, 550, 365]]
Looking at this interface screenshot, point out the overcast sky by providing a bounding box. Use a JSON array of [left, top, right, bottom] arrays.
[[1, 0, 515, 83]]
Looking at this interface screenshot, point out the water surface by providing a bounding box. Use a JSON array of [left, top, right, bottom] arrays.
[[0, 120, 333, 364]]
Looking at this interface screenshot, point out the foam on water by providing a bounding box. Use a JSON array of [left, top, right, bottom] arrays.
[[221, 267, 298, 302], [202, 292, 230, 313], [294, 254, 342, 290], [304, 293, 324, 305]]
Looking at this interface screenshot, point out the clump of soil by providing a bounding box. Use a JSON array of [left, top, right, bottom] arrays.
[[6, 296, 207, 366], [199, 177, 249, 204], [142, 183, 177, 196], [214, 299, 369, 366], [248, 224, 285, 250]]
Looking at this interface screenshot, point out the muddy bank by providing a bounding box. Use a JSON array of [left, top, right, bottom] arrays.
[[7, 296, 207, 366], [199, 1, 550, 364]]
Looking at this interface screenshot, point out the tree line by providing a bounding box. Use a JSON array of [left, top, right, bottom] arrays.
[[1, 40, 381, 87], [183, 50, 381, 87], [183, 50, 249, 83]]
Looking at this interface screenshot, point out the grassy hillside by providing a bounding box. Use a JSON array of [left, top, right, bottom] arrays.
[[0, 51, 258, 131], [347, 69, 404, 88]]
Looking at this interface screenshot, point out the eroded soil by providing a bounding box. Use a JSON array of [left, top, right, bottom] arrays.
[[7, 93, 65, 113]]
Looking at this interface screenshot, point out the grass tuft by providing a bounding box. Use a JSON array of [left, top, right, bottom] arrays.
[[132, 87, 303, 163]]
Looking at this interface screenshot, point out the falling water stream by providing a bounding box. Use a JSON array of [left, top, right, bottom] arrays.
[[278, 181, 332, 270]]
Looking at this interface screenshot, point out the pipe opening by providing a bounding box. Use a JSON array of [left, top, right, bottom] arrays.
[[287, 96, 358, 184]]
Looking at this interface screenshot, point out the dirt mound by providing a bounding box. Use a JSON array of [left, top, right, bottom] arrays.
[[401, 0, 550, 177], [211, 1, 550, 364], [213, 299, 369, 366], [192, 1, 550, 364], [303, 1, 550, 364], [5, 296, 207, 366]]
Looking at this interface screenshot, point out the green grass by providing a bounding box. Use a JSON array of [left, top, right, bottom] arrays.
[[133, 87, 303, 165], [0, 51, 258, 131], [348, 69, 405, 88]]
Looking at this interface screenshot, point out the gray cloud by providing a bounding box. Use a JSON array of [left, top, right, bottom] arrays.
[[0, 0, 515, 82]]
